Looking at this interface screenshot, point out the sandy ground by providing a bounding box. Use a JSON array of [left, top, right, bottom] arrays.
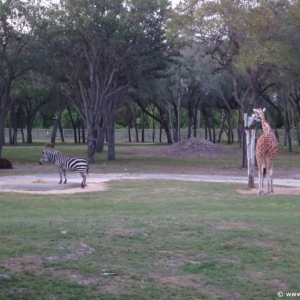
[[0, 173, 300, 195]]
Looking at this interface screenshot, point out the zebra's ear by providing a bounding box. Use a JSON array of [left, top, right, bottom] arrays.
[[263, 108, 266, 112]]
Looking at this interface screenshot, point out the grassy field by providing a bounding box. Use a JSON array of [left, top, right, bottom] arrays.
[[1, 180, 300, 299], [0, 143, 300, 299]]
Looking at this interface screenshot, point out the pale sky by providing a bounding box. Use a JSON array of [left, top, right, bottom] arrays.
[[171, 0, 180, 6]]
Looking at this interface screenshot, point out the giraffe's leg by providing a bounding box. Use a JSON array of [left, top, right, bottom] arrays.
[[257, 158, 264, 196], [63, 169, 67, 184], [268, 163, 274, 195], [262, 160, 266, 191], [265, 155, 275, 195], [266, 167, 270, 195]]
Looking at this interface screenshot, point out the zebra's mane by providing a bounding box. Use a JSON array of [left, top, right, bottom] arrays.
[[45, 150, 85, 160], [45, 150, 61, 154]]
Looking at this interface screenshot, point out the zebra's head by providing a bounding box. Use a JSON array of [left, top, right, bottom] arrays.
[[39, 150, 50, 165]]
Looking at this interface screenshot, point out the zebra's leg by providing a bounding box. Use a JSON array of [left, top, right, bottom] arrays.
[[80, 173, 86, 188], [58, 167, 63, 184], [63, 169, 67, 184]]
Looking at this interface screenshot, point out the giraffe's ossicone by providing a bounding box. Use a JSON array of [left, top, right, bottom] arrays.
[[252, 108, 278, 195]]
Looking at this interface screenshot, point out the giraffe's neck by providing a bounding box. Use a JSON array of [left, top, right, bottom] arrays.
[[261, 117, 272, 134]]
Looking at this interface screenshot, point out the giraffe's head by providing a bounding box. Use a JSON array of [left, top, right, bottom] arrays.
[[248, 108, 265, 128], [252, 107, 266, 121]]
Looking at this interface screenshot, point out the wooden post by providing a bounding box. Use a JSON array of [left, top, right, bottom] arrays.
[[244, 113, 257, 188]]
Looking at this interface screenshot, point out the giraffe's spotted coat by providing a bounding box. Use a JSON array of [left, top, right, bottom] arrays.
[[252, 108, 278, 195]]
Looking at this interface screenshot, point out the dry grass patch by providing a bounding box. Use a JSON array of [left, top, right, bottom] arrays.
[[245, 272, 288, 291], [105, 227, 149, 238], [3, 255, 43, 274], [157, 275, 242, 299], [214, 221, 250, 230]]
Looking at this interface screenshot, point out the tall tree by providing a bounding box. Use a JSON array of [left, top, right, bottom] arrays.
[[39, 0, 171, 163], [0, 0, 40, 157]]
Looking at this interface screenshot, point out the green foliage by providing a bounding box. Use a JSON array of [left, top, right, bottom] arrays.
[[61, 109, 76, 128]]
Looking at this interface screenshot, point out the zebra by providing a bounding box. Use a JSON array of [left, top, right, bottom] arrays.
[[39, 150, 89, 188]]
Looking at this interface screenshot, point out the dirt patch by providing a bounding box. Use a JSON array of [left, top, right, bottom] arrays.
[[0, 181, 108, 195], [157, 275, 241, 299], [157, 275, 202, 289], [137, 137, 234, 158], [3, 243, 95, 273], [57, 243, 95, 260], [2, 243, 133, 295], [33, 179, 47, 184], [153, 188, 187, 193], [215, 222, 250, 230], [3, 255, 43, 274], [235, 187, 300, 195], [106, 227, 149, 238], [247, 272, 288, 291]]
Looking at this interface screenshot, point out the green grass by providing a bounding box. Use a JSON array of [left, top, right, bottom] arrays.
[[1, 142, 299, 176], [1, 180, 300, 299]]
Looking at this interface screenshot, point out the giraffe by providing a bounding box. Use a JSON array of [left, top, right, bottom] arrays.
[[251, 108, 278, 195]]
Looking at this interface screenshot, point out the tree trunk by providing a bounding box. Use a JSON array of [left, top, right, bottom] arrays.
[[285, 111, 292, 152], [77, 116, 81, 143], [227, 109, 232, 145], [177, 94, 181, 142], [0, 112, 6, 157], [246, 129, 256, 188], [128, 125, 131, 142], [26, 123, 33, 143], [9, 112, 13, 145], [141, 111, 145, 142], [218, 110, 226, 143], [203, 109, 212, 141], [159, 125, 162, 143], [51, 100, 65, 145], [241, 130, 247, 168], [86, 121, 96, 163], [163, 120, 173, 144], [193, 108, 200, 138], [20, 127, 25, 143], [51, 120, 58, 145], [152, 111, 155, 143], [95, 117, 107, 153], [173, 102, 178, 143], [12, 110, 18, 145], [210, 108, 216, 143], [134, 105, 139, 142], [58, 119, 64, 142], [187, 101, 193, 139], [107, 109, 116, 161], [66, 103, 77, 143], [296, 123, 300, 146], [82, 121, 86, 143], [244, 113, 256, 188]]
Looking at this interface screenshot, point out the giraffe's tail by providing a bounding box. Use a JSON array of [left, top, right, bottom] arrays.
[[263, 167, 267, 178]]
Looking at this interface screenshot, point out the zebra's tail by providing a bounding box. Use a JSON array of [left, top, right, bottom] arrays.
[[87, 165, 89, 176]]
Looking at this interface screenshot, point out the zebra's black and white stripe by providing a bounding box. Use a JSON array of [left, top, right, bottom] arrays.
[[39, 150, 89, 188]]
